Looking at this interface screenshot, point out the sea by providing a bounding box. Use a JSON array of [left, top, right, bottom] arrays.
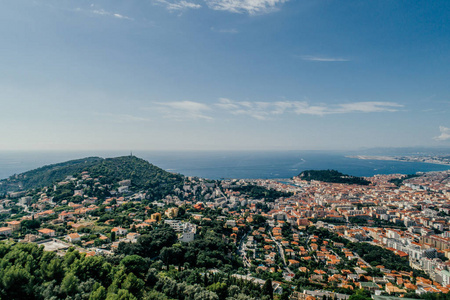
[[0, 150, 449, 181]]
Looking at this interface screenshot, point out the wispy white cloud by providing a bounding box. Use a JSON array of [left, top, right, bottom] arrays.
[[152, 0, 287, 14], [434, 126, 450, 141], [154, 99, 403, 121], [91, 9, 133, 20], [113, 13, 132, 20], [216, 98, 240, 110], [154, 0, 202, 11], [300, 55, 350, 62], [73, 7, 134, 20], [204, 0, 288, 14], [216, 98, 273, 120], [155, 101, 212, 120], [94, 112, 151, 123], [334, 102, 403, 113], [216, 99, 403, 119]]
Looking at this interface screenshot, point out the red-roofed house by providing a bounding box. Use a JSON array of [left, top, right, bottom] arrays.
[[66, 233, 81, 243]]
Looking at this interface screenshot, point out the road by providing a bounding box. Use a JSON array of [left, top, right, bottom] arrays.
[[237, 230, 252, 268], [268, 231, 286, 266], [268, 231, 295, 276]]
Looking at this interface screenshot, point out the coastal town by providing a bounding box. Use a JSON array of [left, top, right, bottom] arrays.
[[350, 155, 450, 167], [0, 156, 449, 300]]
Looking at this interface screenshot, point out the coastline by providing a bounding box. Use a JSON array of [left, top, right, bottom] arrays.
[[347, 155, 450, 167], [2, 151, 450, 181]]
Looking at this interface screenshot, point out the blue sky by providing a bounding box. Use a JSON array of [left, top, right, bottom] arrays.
[[1, 0, 449, 151]]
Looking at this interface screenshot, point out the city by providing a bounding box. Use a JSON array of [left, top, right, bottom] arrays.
[[0, 156, 449, 299]]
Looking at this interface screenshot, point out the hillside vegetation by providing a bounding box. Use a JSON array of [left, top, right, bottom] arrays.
[[297, 169, 370, 185], [88, 156, 184, 199], [0, 156, 184, 198], [229, 185, 292, 202], [0, 157, 103, 193], [0, 230, 254, 300]]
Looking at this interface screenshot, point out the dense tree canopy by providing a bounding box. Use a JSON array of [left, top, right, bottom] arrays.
[[0, 241, 267, 300], [298, 170, 370, 185]]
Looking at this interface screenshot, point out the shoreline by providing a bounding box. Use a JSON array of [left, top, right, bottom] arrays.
[[348, 155, 450, 167]]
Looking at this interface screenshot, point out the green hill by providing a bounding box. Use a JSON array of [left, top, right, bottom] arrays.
[[0, 156, 184, 197], [0, 157, 103, 193], [87, 156, 184, 199], [297, 169, 371, 185]]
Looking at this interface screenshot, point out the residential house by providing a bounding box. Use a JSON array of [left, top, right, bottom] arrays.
[[6, 220, 21, 231], [38, 228, 56, 237], [66, 233, 81, 243], [0, 227, 12, 236], [112, 227, 128, 235]]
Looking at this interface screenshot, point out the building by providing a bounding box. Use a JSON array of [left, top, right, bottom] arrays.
[[0, 227, 12, 236], [180, 230, 195, 243], [6, 220, 21, 231], [38, 228, 56, 237], [126, 232, 140, 243], [118, 186, 129, 193], [151, 213, 161, 222], [111, 227, 128, 235], [164, 220, 184, 232], [165, 207, 179, 218], [66, 233, 81, 243], [179, 223, 197, 243], [420, 235, 450, 251], [441, 270, 450, 287]]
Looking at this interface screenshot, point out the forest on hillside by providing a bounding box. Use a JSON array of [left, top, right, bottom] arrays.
[[297, 170, 370, 185]]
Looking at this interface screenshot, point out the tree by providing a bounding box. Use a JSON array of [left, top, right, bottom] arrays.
[[160, 247, 173, 270], [90, 286, 107, 300], [21, 219, 40, 231], [60, 272, 80, 296], [122, 273, 145, 298], [207, 282, 227, 300], [1, 265, 34, 299], [145, 268, 158, 287], [348, 289, 371, 300], [194, 290, 219, 300], [160, 246, 183, 269], [261, 279, 273, 300], [43, 258, 64, 282], [106, 289, 138, 300], [252, 215, 267, 227], [120, 255, 147, 277]]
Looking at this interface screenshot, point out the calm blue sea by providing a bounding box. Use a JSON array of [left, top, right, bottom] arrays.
[[0, 150, 449, 180]]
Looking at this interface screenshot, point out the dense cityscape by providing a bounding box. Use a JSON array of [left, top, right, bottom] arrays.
[[3, 0, 450, 299], [0, 156, 449, 299]]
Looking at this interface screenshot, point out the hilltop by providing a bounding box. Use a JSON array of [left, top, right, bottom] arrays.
[[0, 157, 103, 193], [297, 169, 371, 185], [0, 158, 448, 300], [0, 156, 184, 196]]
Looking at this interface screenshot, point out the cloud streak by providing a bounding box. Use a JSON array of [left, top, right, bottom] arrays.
[[155, 101, 212, 120], [153, 0, 201, 11], [153, 0, 287, 14], [72, 7, 134, 20], [156, 99, 403, 121], [205, 0, 288, 14], [434, 126, 450, 141], [91, 9, 133, 20], [94, 112, 151, 123], [216, 99, 403, 119]]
